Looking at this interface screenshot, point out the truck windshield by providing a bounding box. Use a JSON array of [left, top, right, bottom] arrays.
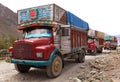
[[25, 28, 52, 38], [105, 41, 110, 44], [88, 39, 93, 43]]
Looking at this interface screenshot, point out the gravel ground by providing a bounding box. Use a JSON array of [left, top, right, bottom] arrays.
[[0, 50, 120, 82]]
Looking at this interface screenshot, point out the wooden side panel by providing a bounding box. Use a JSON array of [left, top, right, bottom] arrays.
[[76, 31, 78, 47], [71, 30, 74, 48], [71, 30, 73, 49], [71, 27, 88, 51], [99, 38, 104, 45], [78, 32, 81, 46], [71, 29, 79, 49], [81, 31, 87, 46], [84, 32, 88, 45], [81, 32, 84, 45], [61, 26, 88, 53], [74, 31, 77, 48]]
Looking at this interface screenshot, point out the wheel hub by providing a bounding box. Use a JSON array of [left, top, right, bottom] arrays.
[[54, 60, 60, 72]]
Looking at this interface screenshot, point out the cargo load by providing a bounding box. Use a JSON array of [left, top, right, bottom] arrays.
[[88, 30, 104, 39], [96, 31, 104, 39], [88, 29, 96, 37]]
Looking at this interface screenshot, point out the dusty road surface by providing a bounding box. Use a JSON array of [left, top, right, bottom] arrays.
[[0, 50, 120, 82]]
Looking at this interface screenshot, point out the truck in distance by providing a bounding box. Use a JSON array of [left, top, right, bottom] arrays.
[[104, 36, 118, 50]]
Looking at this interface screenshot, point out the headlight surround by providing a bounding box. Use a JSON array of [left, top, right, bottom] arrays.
[[36, 52, 43, 58], [9, 52, 12, 57]]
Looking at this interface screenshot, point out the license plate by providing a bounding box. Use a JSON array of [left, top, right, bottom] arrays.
[[6, 57, 11, 63]]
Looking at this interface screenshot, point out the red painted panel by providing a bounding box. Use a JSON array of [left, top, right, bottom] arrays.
[[71, 27, 87, 49], [71, 30, 73, 48], [99, 38, 104, 45], [30, 9, 37, 18], [74, 31, 77, 47], [77, 32, 79, 47]]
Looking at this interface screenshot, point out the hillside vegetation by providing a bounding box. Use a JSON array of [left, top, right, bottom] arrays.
[[0, 3, 18, 49]]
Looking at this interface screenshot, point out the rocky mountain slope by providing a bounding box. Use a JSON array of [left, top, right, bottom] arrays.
[[0, 3, 18, 38]]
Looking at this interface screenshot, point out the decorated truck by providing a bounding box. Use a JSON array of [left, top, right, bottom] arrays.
[[6, 4, 89, 77], [104, 36, 118, 50], [87, 29, 104, 54]]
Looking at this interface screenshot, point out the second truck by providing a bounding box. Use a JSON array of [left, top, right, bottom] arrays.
[[87, 29, 104, 54], [6, 4, 89, 77]]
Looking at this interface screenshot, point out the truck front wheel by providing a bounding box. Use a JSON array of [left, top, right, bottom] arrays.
[[93, 49, 97, 55], [15, 64, 31, 73], [46, 55, 63, 78], [97, 47, 103, 53]]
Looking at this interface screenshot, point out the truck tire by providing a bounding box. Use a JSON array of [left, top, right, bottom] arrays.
[[15, 64, 31, 73], [97, 48, 102, 53], [87, 50, 92, 53], [75, 49, 85, 63], [46, 55, 63, 78], [93, 48, 97, 55]]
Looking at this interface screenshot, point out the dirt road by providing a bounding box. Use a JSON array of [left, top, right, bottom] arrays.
[[0, 50, 119, 82]]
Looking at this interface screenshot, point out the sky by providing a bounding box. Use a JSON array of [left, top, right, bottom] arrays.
[[0, 0, 120, 35]]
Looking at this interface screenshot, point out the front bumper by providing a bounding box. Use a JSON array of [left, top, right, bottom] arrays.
[[6, 48, 59, 67], [11, 58, 51, 66], [87, 47, 96, 50], [6, 57, 51, 66]]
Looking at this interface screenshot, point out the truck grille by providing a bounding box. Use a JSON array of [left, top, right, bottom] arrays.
[[13, 42, 33, 59]]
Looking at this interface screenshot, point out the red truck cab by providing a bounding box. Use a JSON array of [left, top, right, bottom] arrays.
[[87, 38, 97, 53], [13, 26, 55, 60]]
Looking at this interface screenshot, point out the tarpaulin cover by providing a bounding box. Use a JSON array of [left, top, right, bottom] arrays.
[[67, 11, 89, 30]]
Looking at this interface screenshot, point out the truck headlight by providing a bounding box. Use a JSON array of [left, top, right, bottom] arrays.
[[36, 53, 43, 58], [9, 52, 12, 56]]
